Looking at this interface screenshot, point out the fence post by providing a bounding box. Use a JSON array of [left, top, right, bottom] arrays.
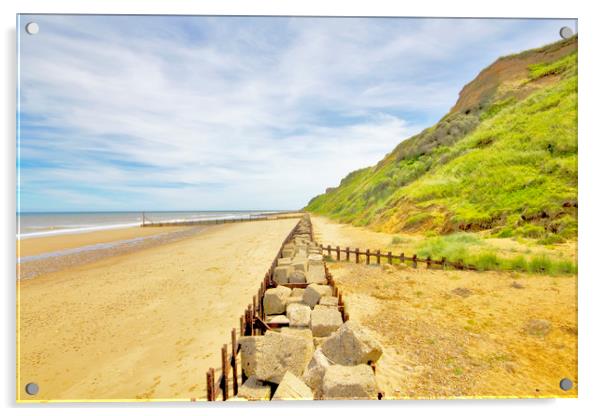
[[336, 246, 341, 261], [345, 247, 350, 261], [366, 249, 371, 265], [210, 367, 216, 401], [426, 256, 431, 269], [231, 328, 238, 396], [355, 248, 360, 263], [412, 254, 417, 268], [387, 251, 392, 264], [221, 344, 229, 401], [327, 245, 332, 257], [376, 250, 381, 265], [400, 252, 405, 265], [206, 370, 213, 401]]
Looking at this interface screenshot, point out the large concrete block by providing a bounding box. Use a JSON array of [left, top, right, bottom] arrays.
[[253, 332, 314, 384], [308, 254, 323, 264], [287, 303, 311, 327], [292, 256, 308, 272], [274, 265, 293, 285], [310, 305, 343, 337], [281, 327, 313, 341], [263, 286, 292, 315], [289, 270, 307, 284], [319, 296, 339, 308], [285, 295, 304, 307], [321, 321, 383, 366], [306, 263, 327, 284], [322, 364, 378, 400], [272, 371, 314, 401], [291, 288, 305, 297], [303, 283, 333, 308], [239, 336, 263, 378], [302, 348, 331, 399], [237, 375, 271, 401], [278, 257, 293, 266]]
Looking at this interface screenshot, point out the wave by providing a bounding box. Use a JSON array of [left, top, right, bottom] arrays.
[[17, 222, 143, 239]]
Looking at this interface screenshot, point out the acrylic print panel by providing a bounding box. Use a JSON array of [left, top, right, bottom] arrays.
[[16, 14, 578, 402]]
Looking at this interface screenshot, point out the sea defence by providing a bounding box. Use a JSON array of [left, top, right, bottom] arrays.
[[205, 215, 384, 401]]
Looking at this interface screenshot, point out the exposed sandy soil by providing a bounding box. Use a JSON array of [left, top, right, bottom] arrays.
[[17, 218, 298, 402], [311, 214, 577, 399]]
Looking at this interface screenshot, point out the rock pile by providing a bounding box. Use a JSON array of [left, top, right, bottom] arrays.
[[235, 216, 383, 401]]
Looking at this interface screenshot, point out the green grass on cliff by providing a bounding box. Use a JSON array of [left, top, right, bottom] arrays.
[[306, 43, 577, 246]]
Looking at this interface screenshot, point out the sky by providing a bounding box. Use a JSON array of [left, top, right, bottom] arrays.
[[17, 15, 577, 212]]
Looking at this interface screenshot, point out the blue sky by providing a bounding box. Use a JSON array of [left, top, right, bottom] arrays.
[[17, 15, 577, 212]]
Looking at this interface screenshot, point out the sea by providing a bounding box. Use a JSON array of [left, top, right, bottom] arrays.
[[16, 211, 282, 239]]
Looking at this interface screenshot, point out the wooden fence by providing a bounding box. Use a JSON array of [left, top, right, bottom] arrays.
[[205, 217, 351, 401], [320, 244, 478, 271]]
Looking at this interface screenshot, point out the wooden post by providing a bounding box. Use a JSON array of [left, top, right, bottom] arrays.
[[210, 367, 216, 401], [231, 329, 238, 396], [248, 304, 254, 335], [221, 344, 229, 401], [400, 252, 405, 265], [345, 247, 350, 261], [239, 315, 244, 336], [355, 248, 360, 264], [387, 251, 392, 264], [366, 249, 371, 265], [376, 250, 381, 265], [426, 256, 431, 269], [206, 370, 213, 401], [336, 246, 341, 261], [327, 245, 332, 257], [412, 254, 417, 268]]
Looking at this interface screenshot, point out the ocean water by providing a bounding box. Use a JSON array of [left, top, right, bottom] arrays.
[[17, 211, 281, 239]]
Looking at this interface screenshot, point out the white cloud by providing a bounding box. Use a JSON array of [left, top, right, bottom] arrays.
[[17, 16, 576, 211]]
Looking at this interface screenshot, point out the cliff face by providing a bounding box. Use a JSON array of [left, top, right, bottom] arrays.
[[305, 37, 577, 242]]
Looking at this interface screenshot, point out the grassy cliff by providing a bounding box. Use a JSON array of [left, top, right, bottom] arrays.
[[306, 37, 577, 245]]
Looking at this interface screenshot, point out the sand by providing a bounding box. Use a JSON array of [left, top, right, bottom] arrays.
[[311, 214, 577, 399], [17, 218, 298, 402], [18, 225, 190, 258]]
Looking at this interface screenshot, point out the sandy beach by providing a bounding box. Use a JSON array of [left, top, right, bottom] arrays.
[[311, 215, 578, 399], [17, 218, 298, 401]]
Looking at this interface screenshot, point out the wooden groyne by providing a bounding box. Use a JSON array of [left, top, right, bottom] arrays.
[[141, 212, 305, 227], [205, 215, 383, 401]]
